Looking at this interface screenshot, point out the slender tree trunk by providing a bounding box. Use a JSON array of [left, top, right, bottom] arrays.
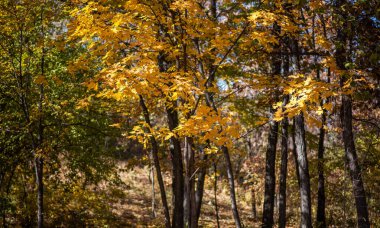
[[294, 113, 312, 228], [278, 112, 289, 228], [184, 141, 190, 226], [152, 136, 171, 228], [278, 48, 290, 228], [195, 152, 207, 224], [262, 118, 279, 228], [292, 121, 301, 188], [340, 91, 370, 228], [213, 162, 221, 228], [202, 48, 242, 228], [157, 49, 184, 227], [150, 165, 156, 218], [316, 68, 329, 228], [202, 2, 243, 226], [184, 137, 196, 228], [139, 95, 171, 228], [289, 32, 312, 227], [35, 158, 43, 228], [262, 19, 281, 227], [204, 89, 242, 227], [251, 186, 257, 220], [313, 12, 327, 226], [316, 105, 326, 228], [222, 146, 242, 228], [334, 1, 370, 227], [36, 6, 45, 226], [340, 90, 370, 228]]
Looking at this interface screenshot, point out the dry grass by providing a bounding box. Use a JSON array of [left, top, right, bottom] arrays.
[[111, 163, 261, 227]]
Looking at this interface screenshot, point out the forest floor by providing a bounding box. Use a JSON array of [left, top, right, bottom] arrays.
[[110, 164, 258, 227]]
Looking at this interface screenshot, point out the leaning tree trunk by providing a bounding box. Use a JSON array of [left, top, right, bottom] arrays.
[[340, 89, 370, 228], [150, 137, 171, 228], [139, 95, 171, 228], [334, 1, 370, 227], [294, 113, 312, 228], [150, 164, 156, 218], [203, 80, 242, 227], [222, 146, 242, 228]]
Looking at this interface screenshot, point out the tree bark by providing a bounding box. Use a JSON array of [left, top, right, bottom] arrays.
[[36, 6, 45, 226], [262, 118, 279, 228], [139, 95, 171, 228], [195, 152, 207, 224], [222, 146, 242, 228], [35, 157, 43, 228], [251, 186, 257, 220], [157, 49, 184, 227], [316, 104, 326, 228], [340, 87, 370, 228], [262, 19, 281, 227], [166, 106, 184, 228], [213, 162, 221, 228], [184, 137, 196, 228], [294, 113, 312, 228], [292, 123, 301, 188], [278, 114, 289, 228], [278, 48, 290, 227], [334, 1, 370, 227], [150, 165, 156, 218]]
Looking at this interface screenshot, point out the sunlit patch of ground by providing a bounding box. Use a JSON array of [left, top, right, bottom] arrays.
[[109, 163, 261, 227]]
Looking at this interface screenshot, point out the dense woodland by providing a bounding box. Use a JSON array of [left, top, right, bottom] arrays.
[[0, 0, 379, 227]]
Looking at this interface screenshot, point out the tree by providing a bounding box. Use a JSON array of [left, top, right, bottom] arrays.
[[334, 1, 370, 227]]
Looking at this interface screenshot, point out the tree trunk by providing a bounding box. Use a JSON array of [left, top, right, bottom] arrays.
[[279, 42, 290, 228], [262, 19, 281, 227], [150, 165, 156, 218], [340, 92, 370, 228], [262, 118, 279, 228], [139, 95, 171, 228], [334, 1, 370, 227], [222, 146, 242, 228], [184, 137, 196, 228], [294, 113, 312, 228], [36, 7, 45, 227], [184, 144, 190, 226], [316, 105, 326, 228], [278, 114, 289, 228], [157, 49, 184, 227], [292, 121, 301, 188], [152, 136, 171, 228], [35, 158, 43, 228], [195, 152, 207, 224], [213, 162, 221, 228], [166, 106, 184, 228], [251, 186, 257, 220]]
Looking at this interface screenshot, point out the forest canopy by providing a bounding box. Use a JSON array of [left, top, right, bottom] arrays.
[[0, 0, 379, 227]]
